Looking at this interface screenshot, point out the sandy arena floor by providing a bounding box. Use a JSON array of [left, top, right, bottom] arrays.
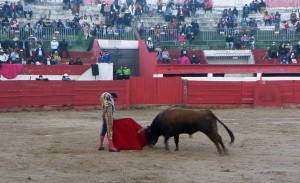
[[0, 107, 299, 183]]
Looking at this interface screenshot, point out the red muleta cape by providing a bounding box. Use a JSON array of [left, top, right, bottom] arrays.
[[113, 118, 147, 150]]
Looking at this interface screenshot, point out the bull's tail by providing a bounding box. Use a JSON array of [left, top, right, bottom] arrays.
[[214, 114, 235, 145]]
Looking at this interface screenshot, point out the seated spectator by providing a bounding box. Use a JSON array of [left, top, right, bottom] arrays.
[[155, 43, 162, 61], [190, 53, 200, 64], [179, 33, 186, 45], [258, 0, 266, 13], [146, 37, 154, 52], [263, 11, 272, 26], [294, 41, 300, 57], [278, 42, 288, 64], [51, 51, 61, 65], [10, 48, 20, 64], [0, 49, 9, 63], [62, 73, 71, 81], [269, 42, 278, 58], [74, 57, 83, 65], [181, 46, 188, 57], [69, 58, 75, 65], [290, 52, 297, 63], [180, 55, 191, 64], [36, 75, 49, 81], [161, 47, 170, 63], [240, 17, 248, 29], [27, 56, 35, 64], [15, 1, 23, 18], [263, 47, 271, 59], [204, 0, 213, 14], [225, 34, 234, 49], [240, 34, 249, 49]]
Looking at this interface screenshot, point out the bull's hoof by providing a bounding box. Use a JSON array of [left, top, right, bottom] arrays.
[[109, 149, 120, 152], [98, 147, 105, 151]]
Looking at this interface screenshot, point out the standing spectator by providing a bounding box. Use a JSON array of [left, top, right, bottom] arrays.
[[179, 33, 186, 45], [258, 0, 266, 13], [225, 34, 234, 49], [243, 4, 250, 18], [103, 50, 111, 63], [98, 92, 120, 152], [59, 39, 69, 58], [0, 49, 9, 63], [35, 44, 46, 62], [161, 47, 170, 63], [290, 10, 297, 25], [98, 52, 104, 62], [249, 34, 255, 49], [234, 33, 242, 50], [190, 53, 200, 64], [180, 55, 191, 64], [240, 34, 249, 49], [23, 2, 32, 19], [146, 37, 154, 52], [116, 66, 124, 80], [50, 37, 59, 55]]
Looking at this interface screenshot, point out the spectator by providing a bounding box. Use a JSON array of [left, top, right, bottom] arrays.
[[51, 51, 61, 65], [290, 10, 297, 25], [181, 46, 188, 56], [97, 52, 104, 62], [242, 4, 250, 18], [204, 0, 213, 14], [19, 49, 26, 64], [234, 33, 242, 50], [103, 50, 111, 63], [179, 33, 186, 45], [0, 49, 8, 63], [35, 44, 46, 62], [290, 52, 297, 63], [155, 43, 162, 61], [59, 39, 69, 58], [263, 47, 271, 59], [225, 34, 234, 49], [15, 1, 23, 18], [240, 34, 249, 49], [62, 73, 71, 80], [27, 56, 35, 64], [240, 17, 248, 29], [258, 0, 266, 13], [263, 11, 272, 26], [278, 42, 288, 64], [190, 53, 200, 64], [74, 57, 83, 65], [69, 58, 75, 65], [50, 37, 59, 55], [269, 42, 278, 58], [10, 48, 20, 63], [146, 37, 154, 52], [248, 34, 255, 49], [180, 55, 191, 64], [161, 47, 170, 63], [294, 41, 300, 57], [3, 1, 11, 18]]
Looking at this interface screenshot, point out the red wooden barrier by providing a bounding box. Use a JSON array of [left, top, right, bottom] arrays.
[[1, 79, 300, 111]]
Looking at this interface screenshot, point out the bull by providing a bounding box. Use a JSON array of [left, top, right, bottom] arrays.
[[138, 108, 235, 154]]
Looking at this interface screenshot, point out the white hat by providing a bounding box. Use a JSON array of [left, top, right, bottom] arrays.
[[148, 37, 152, 40], [53, 37, 56, 40], [13, 37, 18, 41], [63, 73, 69, 77]]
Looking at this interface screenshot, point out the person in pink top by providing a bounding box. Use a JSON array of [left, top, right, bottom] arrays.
[[180, 55, 191, 64]]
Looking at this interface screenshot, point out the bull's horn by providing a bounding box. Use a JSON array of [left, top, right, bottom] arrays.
[[136, 126, 148, 134]]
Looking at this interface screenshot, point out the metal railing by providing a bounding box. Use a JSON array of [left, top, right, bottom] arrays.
[[0, 27, 77, 41], [94, 28, 136, 40]]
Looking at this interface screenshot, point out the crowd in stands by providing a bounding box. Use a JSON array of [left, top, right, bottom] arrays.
[[264, 41, 299, 64]]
